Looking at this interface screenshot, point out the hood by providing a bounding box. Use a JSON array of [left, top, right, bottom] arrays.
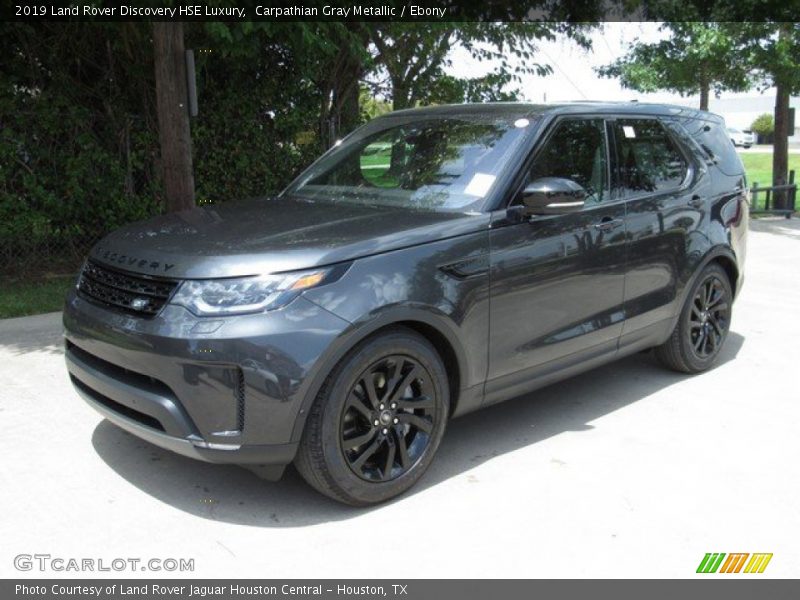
[[89, 196, 489, 279]]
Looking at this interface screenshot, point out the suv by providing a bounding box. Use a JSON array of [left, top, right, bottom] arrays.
[[728, 127, 755, 148], [64, 103, 748, 505]]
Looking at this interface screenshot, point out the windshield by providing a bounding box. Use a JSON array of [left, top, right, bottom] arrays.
[[283, 114, 535, 212]]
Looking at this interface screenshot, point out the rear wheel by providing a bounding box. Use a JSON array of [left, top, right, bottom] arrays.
[[655, 263, 732, 373], [295, 328, 449, 506]]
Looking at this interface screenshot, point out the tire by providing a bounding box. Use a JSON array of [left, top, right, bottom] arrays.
[[295, 328, 449, 506], [655, 263, 732, 373]]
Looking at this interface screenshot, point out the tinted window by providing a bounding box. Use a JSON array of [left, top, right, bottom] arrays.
[[683, 118, 745, 176], [287, 116, 530, 212], [528, 119, 608, 204], [614, 119, 688, 194]]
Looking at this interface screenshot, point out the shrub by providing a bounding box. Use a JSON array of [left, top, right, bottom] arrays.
[[0, 22, 324, 274], [750, 113, 775, 140]]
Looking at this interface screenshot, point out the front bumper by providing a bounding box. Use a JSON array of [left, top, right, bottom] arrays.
[[63, 289, 351, 468]]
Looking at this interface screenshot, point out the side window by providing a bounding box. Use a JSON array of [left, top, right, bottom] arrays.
[[528, 119, 608, 204], [614, 119, 688, 194], [681, 118, 745, 176]]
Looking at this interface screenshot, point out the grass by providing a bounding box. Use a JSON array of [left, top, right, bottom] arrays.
[[739, 152, 800, 211], [0, 276, 74, 319], [360, 142, 392, 168], [739, 152, 800, 188], [360, 144, 399, 187]]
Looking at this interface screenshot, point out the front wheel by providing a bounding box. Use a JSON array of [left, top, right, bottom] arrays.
[[295, 328, 449, 506], [655, 263, 732, 373]]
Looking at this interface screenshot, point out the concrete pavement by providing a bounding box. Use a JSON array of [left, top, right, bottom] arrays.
[[1, 219, 798, 578]]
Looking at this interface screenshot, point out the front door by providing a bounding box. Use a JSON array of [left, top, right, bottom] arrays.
[[486, 117, 627, 402]]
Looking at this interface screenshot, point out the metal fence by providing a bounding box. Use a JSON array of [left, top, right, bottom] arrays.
[[0, 230, 103, 280], [750, 169, 797, 218]]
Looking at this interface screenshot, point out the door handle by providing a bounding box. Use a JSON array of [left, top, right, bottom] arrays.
[[593, 217, 622, 231], [689, 195, 704, 209]]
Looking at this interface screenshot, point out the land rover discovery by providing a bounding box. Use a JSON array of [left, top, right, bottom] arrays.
[[64, 103, 748, 505]]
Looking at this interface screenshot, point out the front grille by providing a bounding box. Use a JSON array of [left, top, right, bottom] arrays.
[[77, 259, 179, 316]]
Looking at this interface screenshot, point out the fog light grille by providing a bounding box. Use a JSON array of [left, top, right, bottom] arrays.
[[236, 368, 246, 432]]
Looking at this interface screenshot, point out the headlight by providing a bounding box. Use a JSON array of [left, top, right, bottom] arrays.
[[170, 268, 331, 316]]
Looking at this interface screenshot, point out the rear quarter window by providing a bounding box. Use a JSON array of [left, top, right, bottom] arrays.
[[681, 118, 745, 176]]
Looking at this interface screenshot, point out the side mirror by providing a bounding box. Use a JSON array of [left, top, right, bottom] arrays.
[[521, 177, 587, 215]]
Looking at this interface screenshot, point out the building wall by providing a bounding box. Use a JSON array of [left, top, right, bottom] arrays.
[[703, 95, 800, 145]]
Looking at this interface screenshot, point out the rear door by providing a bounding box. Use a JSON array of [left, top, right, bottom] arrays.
[[611, 117, 701, 346], [486, 117, 627, 402]]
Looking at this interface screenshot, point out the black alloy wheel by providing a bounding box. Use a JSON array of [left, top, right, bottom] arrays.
[[655, 263, 733, 373], [341, 355, 435, 482], [295, 328, 449, 506], [688, 274, 730, 360]]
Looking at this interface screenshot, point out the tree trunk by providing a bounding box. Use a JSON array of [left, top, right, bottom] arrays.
[[773, 80, 790, 209], [391, 77, 412, 111], [699, 81, 710, 111], [153, 22, 195, 212], [318, 41, 365, 149], [337, 70, 360, 135], [329, 58, 362, 144], [388, 77, 410, 173]]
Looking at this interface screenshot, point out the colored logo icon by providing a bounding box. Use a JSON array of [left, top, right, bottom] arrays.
[[697, 553, 773, 573]]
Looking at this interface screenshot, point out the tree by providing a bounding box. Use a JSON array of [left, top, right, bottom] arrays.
[[638, 1, 799, 207], [596, 22, 752, 110], [426, 72, 522, 105], [367, 22, 594, 111], [311, 23, 370, 147], [736, 21, 800, 208], [188, 23, 327, 201], [153, 22, 195, 212], [194, 22, 370, 149]]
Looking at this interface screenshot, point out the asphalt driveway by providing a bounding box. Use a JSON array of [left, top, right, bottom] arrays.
[[1, 218, 798, 578]]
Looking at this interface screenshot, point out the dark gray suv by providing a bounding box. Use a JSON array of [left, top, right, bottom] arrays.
[[64, 103, 748, 505]]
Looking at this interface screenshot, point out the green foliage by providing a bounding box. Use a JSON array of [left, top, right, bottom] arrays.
[[0, 21, 328, 270], [426, 73, 521, 105], [0, 22, 162, 264], [359, 86, 392, 121], [622, 3, 800, 98], [367, 21, 596, 110], [189, 24, 325, 201], [734, 22, 800, 94], [751, 113, 775, 137], [596, 22, 753, 106]]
